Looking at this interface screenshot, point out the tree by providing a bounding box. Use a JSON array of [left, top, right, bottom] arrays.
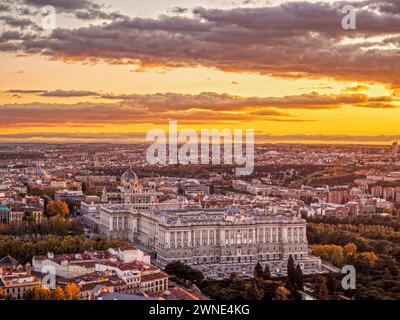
[[275, 286, 290, 300], [22, 211, 38, 239], [294, 265, 304, 290], [287, 255, 295, 282], [343, 243, 357, 257], [0, 288, 4, 300], [311, 244, 345, 266], [300, 195, 313, 205], [317, 278, 329, 300], [287, 255, 296, 289], [165, 261, 204, 284], [263, 264, 271, 280], [25, 287, 51, 300], [326, 272, 337, 295], [374, 254, 399, 276], [0, 235, 124, 264], [359, 252, 378, 266], [229, 273, 238, 282], [261, 281, 276, 300], [354, 251, 378, 274], [22, 211, 35, 224], [64, 283, 81, 300], [253, 262, 263, 279], [331, 246, 344, 266], [291, 286, 303, 300], [244, 280, 264, 300], [52, 286, 65, 300], [46, 200, 69, 219]]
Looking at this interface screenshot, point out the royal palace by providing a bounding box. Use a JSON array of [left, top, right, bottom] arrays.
[[82, 169, 321, 277]]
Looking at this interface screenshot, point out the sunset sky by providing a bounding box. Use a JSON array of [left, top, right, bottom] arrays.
[[0, 0, 399, 144]]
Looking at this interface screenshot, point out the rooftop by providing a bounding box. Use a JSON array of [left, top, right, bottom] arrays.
[[153, 208, 305, 226], [0, 255, 18, 265], [97, 293, 158, 301], [0, 204, 10, 212]]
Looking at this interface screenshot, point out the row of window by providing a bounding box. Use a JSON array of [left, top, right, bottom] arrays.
[[167, 238, 306, 248]]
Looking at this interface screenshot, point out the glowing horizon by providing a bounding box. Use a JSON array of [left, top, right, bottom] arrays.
[[0, 0, 399, 144]]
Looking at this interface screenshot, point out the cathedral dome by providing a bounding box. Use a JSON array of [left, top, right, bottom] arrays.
[[34, 167, 48, 178], [121, 168, 138, 182], [120, 168, 140, 191], [226, 206, 241, 216]]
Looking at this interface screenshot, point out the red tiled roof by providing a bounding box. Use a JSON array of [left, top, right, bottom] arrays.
[[141, 271, 168, 282]]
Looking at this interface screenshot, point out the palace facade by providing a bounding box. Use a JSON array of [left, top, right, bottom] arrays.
[[84, 169, 321, 276]]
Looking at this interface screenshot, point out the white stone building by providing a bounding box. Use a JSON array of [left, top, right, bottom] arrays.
[[88, 169, 321, 276]]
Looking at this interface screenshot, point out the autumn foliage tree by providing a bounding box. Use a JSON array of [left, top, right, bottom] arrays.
[[310, 244, 345, 266], [343, 243, 357, 257], [275, 286, 290, 300], [0, 235, 125, 264], [52, 286, 65, 300], [64, 283, 81, 300], [25, 287, 52, 300], [307, 215, 400, 300], [24, 284, 81, 300], [46, 200, 69, 219], [311, 242, 377, 269]]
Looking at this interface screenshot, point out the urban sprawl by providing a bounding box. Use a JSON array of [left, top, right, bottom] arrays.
[[1, 142, 400, 300]]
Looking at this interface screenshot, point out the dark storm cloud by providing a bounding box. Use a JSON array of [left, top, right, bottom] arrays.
[[0, 31, 37, 42], [22, 0, 125, 20], [0, 1, 398, 87], [10, 1, 398, 87], [0, 16, 34, 28], [192, 3, 400, 36], [23, 0, 94, 11], [7, 89, 47, 94], [74, 9, 125, 20], [0, 3, 10, 12], [0, 101, 287, 126], [171, 7, 189, 14], [40, 90, 100, 97], [110, 92, 387, 112], [7, 89, 99, 97]]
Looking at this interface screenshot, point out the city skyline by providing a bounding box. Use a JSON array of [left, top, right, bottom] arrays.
[[0, 0, 400, 144]]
